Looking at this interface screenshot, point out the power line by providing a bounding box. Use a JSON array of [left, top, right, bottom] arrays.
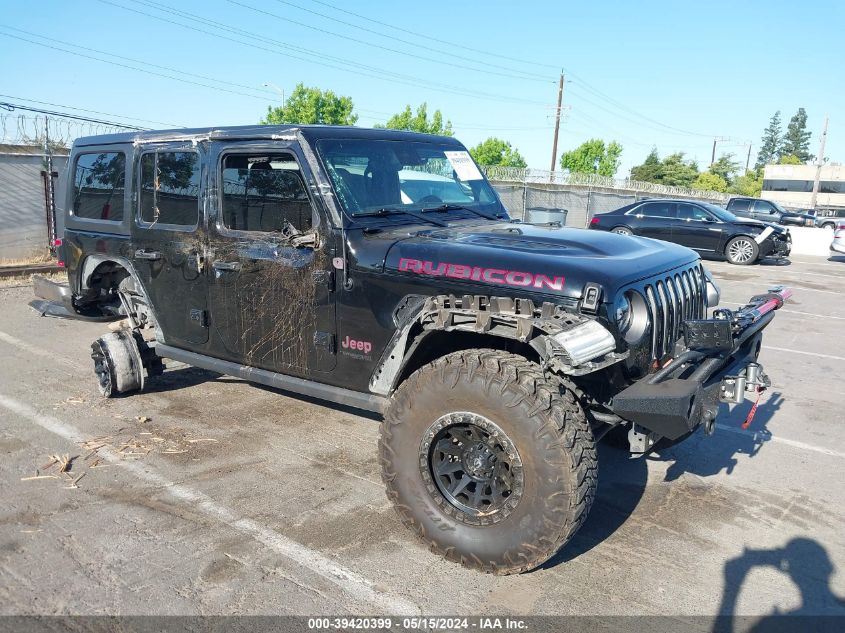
[[302, 0, 559, 72], [0, 102, 146, 130], [0, 26, 276, 102], [226, 0, 551, 84], [300, 0, 715, 139], [0, 94, 182, 127], [95, 0, 548, 106]]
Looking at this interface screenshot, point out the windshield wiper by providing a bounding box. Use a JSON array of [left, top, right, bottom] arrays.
[[353, 207, 448, 227], [421, 203, 504, 221]]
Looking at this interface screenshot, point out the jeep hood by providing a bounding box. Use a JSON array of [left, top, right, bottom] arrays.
[[379, 222, 701, 301]]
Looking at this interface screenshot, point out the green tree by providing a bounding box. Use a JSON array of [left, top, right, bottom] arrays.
[[709, 153, 740, 185], [630, 147, 661, 182], [692, 172, 728, 193], [658, 152, 699, 188], [781, 108, 813, 162], [559, 138, 623, 177], [778, 154, 802, 165], [469, 137, 527, 168], [261, 83, 358, 126], [378, 103, 453, 136], [727, 170, 763, 197], [755, 111, 782, 169]]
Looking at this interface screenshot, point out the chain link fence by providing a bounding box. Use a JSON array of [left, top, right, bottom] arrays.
[[482, 166, 730, 228]]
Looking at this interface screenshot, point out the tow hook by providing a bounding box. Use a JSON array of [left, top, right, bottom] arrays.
[[719, 362, 770, 429]]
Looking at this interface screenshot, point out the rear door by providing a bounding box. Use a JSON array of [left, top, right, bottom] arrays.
[[673, 203, 723, 252], [205, 141, 337, 376], [728, 198, 753, 219], [131, 144, 208, 347], [632, 201, 678, 240]]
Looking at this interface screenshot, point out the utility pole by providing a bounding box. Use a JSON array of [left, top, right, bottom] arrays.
[[745, 142, 753, 172], [710, 136, 731, 167], [809, 115, 829, 210], [549, 72, 564, 175]]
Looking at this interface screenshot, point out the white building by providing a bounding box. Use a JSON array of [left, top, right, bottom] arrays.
[[761, 163, 845, 211]]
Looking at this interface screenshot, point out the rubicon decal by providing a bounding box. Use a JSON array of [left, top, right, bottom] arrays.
[[398, 258, 565, 291]]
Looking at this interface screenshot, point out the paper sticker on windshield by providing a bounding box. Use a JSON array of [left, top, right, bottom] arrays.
[[444, 151, 483, 181]]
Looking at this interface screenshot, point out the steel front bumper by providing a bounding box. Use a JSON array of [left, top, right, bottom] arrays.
[[610, 287, 791, 442]]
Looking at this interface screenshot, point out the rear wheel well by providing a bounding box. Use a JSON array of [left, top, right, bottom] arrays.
[[78, 260, 130, 310], [394, 330, 541, 388]]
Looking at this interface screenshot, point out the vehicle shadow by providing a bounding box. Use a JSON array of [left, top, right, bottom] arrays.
[[757, 257, 792, 267], [540, 441, 649, 568], [712, 537, 845, 633], [658, 391, 784, 482], [827, 255, 845, 264], [142, 365, 232, 394]]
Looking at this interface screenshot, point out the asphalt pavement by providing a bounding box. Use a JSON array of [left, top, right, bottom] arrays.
[[0, 254, 843, 626]]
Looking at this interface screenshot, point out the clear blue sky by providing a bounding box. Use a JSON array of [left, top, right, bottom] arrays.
[[1, 0, 841, 175]]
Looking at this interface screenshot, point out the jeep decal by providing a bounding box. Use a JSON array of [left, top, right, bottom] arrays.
[[398, 258, 565, 291]]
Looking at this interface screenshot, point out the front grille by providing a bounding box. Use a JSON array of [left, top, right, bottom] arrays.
[[640, 264, 706, 361]]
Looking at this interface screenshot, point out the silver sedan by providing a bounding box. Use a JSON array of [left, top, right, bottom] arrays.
[[832, 223, 845, 255]]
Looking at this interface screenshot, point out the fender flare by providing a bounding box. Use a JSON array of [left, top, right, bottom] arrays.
[[79, 254, 164, 340], [369, 294, 627, 395]]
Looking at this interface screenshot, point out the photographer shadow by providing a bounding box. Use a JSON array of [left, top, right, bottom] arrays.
[[713, 538, 845, 633]]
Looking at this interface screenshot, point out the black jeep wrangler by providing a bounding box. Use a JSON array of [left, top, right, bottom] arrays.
[[32, 125, 789, 574]]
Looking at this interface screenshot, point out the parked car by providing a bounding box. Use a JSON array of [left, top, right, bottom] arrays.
[[818, 209, 845, 230], [725, 197, 816, 226], [589, 198, 791, 265], [31, 125, 789, 575], [831, 223, 845, 254]]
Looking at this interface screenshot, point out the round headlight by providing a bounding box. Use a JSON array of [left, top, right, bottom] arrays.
[[615, 295, 632, 334], [617, 291, 649, 345]]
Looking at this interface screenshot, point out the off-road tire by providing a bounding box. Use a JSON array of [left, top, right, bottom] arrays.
[[725, 236, 759, 265], [379, 349, 597, 574], [90, 331, 144, 397]]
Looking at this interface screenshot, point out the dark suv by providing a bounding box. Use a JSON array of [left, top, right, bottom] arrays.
[[726, 197, 815, 226], [32, 125, 789, 574]]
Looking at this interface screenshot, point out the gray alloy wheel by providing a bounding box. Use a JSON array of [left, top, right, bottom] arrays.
[[612, 227, 633, 236], [725, 236, 759, 265]]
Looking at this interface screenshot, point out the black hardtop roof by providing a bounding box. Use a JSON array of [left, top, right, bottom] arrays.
[[73, 124, 465, 148]]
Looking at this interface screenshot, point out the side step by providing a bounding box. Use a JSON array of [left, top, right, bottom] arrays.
[[155, 344, 387, 414]]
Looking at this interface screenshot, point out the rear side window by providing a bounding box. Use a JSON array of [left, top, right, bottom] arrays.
[[729, 199, 752, 212], [72, 152, 126, 221], [139, 151, 200, 227], [221, 152, 313, 233], [639, 202, 676, 218]]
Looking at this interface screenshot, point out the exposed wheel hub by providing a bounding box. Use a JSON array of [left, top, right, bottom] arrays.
[[420, 412, 523, 523]]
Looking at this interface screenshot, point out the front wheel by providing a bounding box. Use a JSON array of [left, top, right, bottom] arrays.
[[725, 236, 759, 265], [379, 350, 597, 574]]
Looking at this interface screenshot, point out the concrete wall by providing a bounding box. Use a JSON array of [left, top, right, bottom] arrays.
[[0, 149, 68, 261]]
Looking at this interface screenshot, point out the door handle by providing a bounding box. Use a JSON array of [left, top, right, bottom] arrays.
[[212, 260, 242, 272], [134, 249, 162, 260]]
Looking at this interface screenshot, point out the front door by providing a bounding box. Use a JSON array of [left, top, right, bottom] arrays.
[[131, 145, 209, 347], [672, 203, 723, 252], [205, 142, 336, 376]]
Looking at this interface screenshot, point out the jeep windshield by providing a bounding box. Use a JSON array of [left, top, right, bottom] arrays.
[[315, 139, 507, 220]]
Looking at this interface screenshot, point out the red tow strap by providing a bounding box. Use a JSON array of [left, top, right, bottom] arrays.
[[742, 389, 763, 429]]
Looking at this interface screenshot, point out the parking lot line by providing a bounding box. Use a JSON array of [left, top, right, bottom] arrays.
[[761, 346, 845, 362], [715, 424, 845, 460], [0, 394, 421, 616]]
